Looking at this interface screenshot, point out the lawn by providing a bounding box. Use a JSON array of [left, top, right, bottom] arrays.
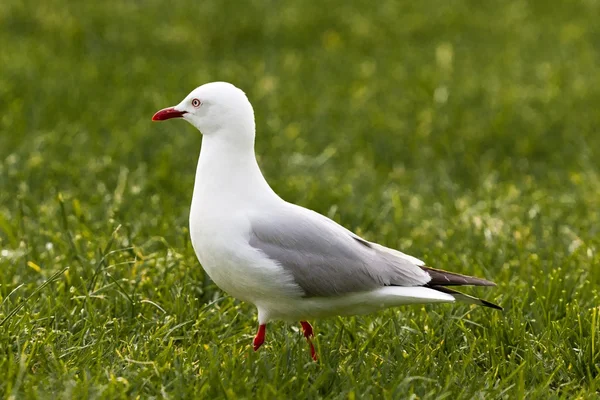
[[1, 0, 599, 398]]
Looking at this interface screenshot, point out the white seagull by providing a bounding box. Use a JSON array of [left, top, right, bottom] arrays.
[[152, 82, 502, 361]]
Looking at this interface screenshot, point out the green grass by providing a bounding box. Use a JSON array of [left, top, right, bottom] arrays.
[[1, 0, 599, 398]]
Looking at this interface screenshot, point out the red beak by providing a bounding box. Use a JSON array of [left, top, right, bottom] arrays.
[[152, 107, 187, 121]]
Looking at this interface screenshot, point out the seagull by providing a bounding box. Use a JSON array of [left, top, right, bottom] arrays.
[[152, 82, 502, 361]]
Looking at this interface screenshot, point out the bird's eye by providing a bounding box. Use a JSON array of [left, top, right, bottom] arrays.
[[191, 98, 201, 108]]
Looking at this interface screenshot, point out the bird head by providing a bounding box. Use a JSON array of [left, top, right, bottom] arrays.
[[152, 82, 255, 144]]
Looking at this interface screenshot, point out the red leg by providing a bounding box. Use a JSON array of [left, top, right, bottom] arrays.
[[300, 321, 317, 361], [300, 321, 313, 337], [253, 324, 266, 351]]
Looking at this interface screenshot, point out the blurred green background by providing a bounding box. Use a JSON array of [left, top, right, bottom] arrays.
[[1, 0, 599, 398]]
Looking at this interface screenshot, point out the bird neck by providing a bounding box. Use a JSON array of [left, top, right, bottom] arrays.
[[192, 132, 278, 209]]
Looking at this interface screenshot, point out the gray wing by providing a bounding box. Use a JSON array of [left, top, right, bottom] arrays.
[[248, 204, 431, 297]]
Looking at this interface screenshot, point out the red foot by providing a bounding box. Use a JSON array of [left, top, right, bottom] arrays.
[[253, 324, 266, 351], [300, 321, 318, 361]]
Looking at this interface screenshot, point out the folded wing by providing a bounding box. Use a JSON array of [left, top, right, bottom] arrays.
[[249, 203, 500, 310]]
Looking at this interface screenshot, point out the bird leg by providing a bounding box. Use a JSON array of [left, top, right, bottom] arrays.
[[300, 321, 317, 361], [253, 324, 266, 351]]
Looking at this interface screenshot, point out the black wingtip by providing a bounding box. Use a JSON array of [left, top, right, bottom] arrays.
[[428, 285, 503, 311], [421, 266, 498, 287], [480, 298, 503, 311]]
